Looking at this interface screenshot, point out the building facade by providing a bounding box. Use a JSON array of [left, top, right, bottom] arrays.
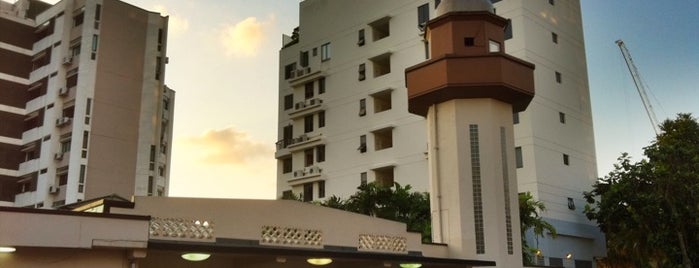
[[276, 0, 604, 266], [0, 0, 174, 208]]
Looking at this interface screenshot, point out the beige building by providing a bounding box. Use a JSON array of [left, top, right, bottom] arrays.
[[276, 0, 603, 267], [0, 0, 174, 208]]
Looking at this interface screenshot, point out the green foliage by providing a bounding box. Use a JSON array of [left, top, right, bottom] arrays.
[[519, 192, 557, 266], [584, 113, 699, 268], [318, 182, 432, 242]]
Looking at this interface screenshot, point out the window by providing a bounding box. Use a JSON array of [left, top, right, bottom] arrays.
[[61, 139, 71, 153], [567, 197, 576, 210], [305, 82, 314, 99], [303, 183, 313, 202], [489, 40, 501, 52], [312, 47, 318, 56], [318, 111, 325, 128], [513, 112, 520, 124], [359, 98, 366, 116], [373, 127, 393, 150], [360, 172, 368, 186], [282, 190, 294, 199], [549, 0, 555, 5], [316, 145, 325, 162], [358, 29, 365, 46], [359, 135, 367, 153], [372, 90, 392, 113], [304, 115, 314, 133], [515, 146, 523, 168], [304, 149, 314, 167], [369, 17, 390, 41], [549, 257, 563, 266], [70, 42, 81, 56], [300, 51, 309, 67], [563, 154, 570, 165], [464, 37, 475, 47], [157, 29, 163, 51], [418, 4, 430, 28], [318, 77, 326, 94], [58, 173, 68, 185], [358, 63, 366, 81], [318, 181, 325, 198], [284, 94, 293, 110], [95, 4, 102, 20], [284, 63, 296, 79], [282, 158, 292, 173], [82, 131, 89, 149], [321, 43, 331, 61], [283, 125, 293, 145], [555, 71, 562, 83], [92, 34, 99, 52], [504, 19, 513, 40], [78, 165, 86, 193], [559, 112, 566, 124], [370, 53, 391, 77], [551, 32, 558, 44], [373, 166, 394, 187], [73, 11, 84, 27], [435, 0, 441, 8], [155, 57, 162, 80]]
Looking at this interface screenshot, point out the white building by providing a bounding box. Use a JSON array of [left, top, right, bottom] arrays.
[[0, 0, 174, 208], [276, 0, 603, 267]]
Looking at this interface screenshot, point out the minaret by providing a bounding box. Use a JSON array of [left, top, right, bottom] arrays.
[[405, 0, 535, 267]]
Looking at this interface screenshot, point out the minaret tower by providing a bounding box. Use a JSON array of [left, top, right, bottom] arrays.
[[405, 0, 535, 267]]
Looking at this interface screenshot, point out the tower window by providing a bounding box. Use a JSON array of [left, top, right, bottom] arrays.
[[359, 98, 366, 116], [284, 94, 293, 110], [513, 112, 520, 124], [316, 145, 325, 162], [515, 146, 523, 168], [418, 4, 430, 28], [318, 77, 326, 94], [464, 37, 475, 47], [282, 157, 292, 174], [488, 40, 501, 53], [358, 29, 365, 46], [559, 112, 566, 124], [552, 32, 558, 44], [303, 183, 313, 202], [360, 172, 368, 186], [563, 154, 570, 166], [549, 0, 555, 5], [318, 181, 325, 198], [555, 71, 562, 83], [318, 111, 325, 128], [567, 197, 576, 210], [304, 149, 314, 167], [504, 20, 513, 40]]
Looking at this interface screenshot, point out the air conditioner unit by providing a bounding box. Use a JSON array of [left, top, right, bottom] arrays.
[[296, 70, 305, 77], [62, 56, 72, 65], [308, 166, 321, 174], [58, 87, 68, 96], [298, 134, 308, 142], [49, 185, 60, 194], [293, 170, 306, 177], [295, 102, 306, 110], [304, 67, 311, 74], [309, 98, 320, 105], [56, 117, 71, 126], [54, 153, 63, 160]]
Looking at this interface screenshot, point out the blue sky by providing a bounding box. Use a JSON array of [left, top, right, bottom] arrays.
[[28, 0, 699, 198], [582, 0, 699, 176]]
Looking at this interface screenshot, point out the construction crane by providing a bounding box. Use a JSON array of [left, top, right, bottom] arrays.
[[615, 39, 661, 135]]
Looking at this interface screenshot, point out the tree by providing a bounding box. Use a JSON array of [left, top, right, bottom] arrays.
[[519, 192, 557, 266], [319, 182, 432, 242], [584, 113, 699, 268]]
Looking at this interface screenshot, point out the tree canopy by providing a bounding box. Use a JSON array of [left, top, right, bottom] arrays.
[[584, 113, 699, 268], [519, 192, 557, 266]]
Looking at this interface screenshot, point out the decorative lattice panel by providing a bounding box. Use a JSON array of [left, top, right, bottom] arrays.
[[358, 234, 407, 253], [150, 217, 214, 240], [260, 226, 323, 247]]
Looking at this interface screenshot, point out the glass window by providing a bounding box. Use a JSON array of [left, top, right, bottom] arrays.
[[304, 115, 313, 133], [418, 4, 430, 28], [515, 146, 523, 168], [321, 43, 331, 61]]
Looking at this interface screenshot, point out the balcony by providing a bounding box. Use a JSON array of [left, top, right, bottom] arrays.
[[289, 98, 323, 119], [56, 117, 72, 128], [288, 66, 322, 87], [288, 165, 323, 186], [275, 133, 324, 158]]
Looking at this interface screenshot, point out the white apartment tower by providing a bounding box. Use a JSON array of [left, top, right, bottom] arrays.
[[276, 0, 603, 267], [0, 0, 174, 208]]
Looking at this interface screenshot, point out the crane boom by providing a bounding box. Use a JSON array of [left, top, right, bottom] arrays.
[[615, 39, 661, 135]]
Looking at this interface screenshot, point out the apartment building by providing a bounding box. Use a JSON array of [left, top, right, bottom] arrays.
[[277, 0, 603, 266], [0, 0, 174, 208]]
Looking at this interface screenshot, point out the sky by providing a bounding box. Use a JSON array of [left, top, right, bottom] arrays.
[[26, 0, 699, 199]]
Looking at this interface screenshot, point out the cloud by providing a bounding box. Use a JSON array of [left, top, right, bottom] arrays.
[[178, 126, 273, 166], [220, 15, 275, 58], [152, 5, 190, 37]]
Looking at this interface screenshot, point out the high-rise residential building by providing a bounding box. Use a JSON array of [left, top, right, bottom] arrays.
[[0, 0, 174, 208], [277, 0, 603, 266]]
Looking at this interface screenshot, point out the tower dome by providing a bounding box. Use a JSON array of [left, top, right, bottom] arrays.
[[435, 0, 494, 17]]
